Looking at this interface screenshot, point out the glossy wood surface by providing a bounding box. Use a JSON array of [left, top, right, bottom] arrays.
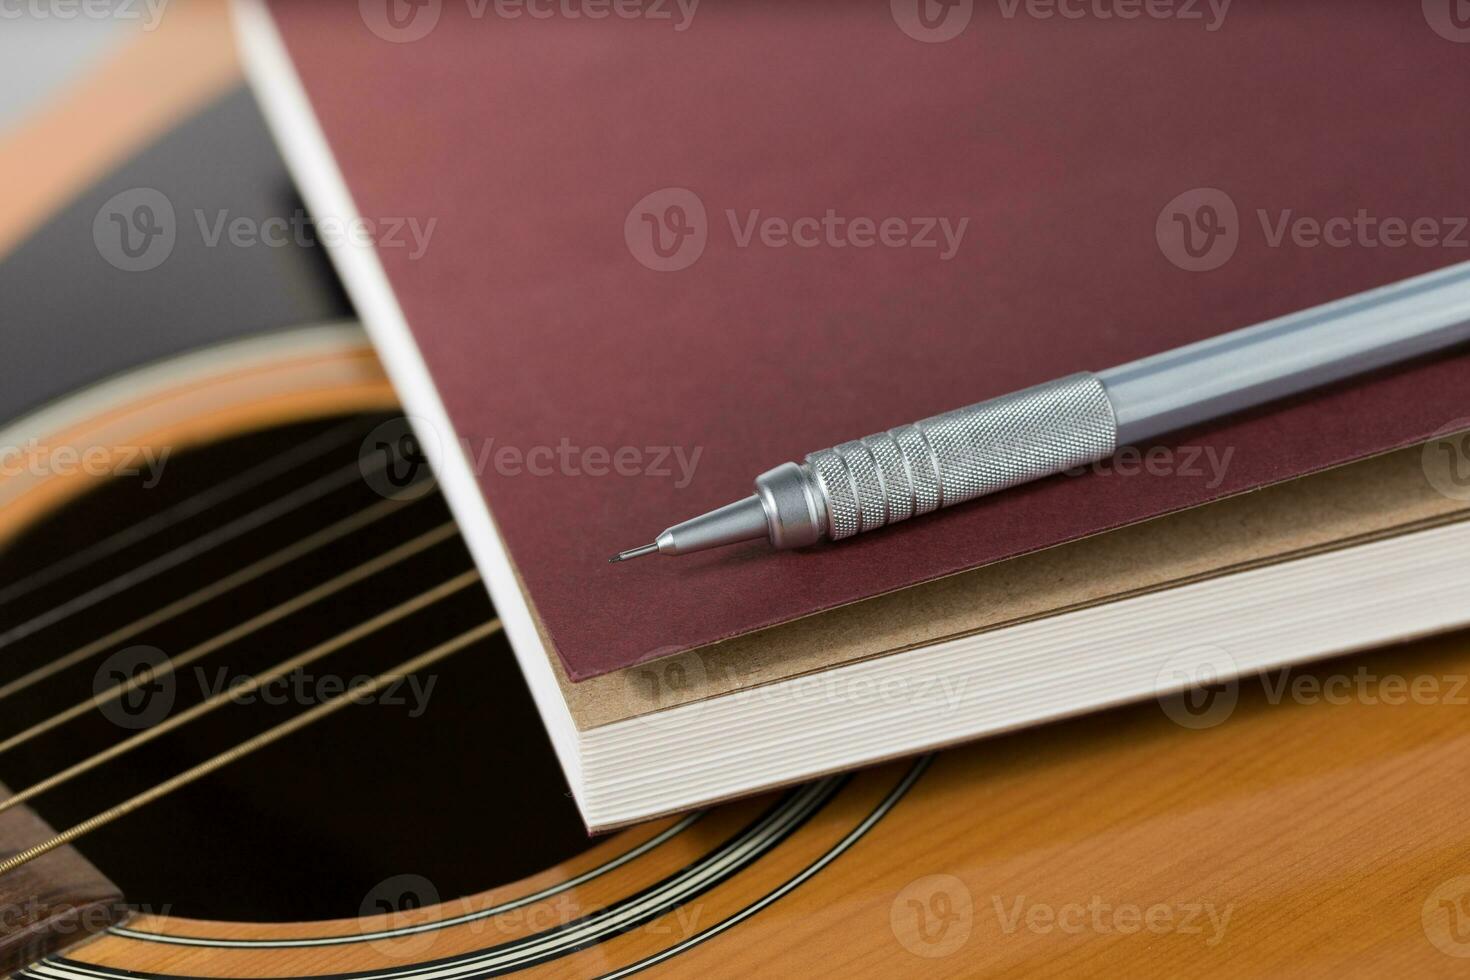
[[20, 623, 1470, 979]]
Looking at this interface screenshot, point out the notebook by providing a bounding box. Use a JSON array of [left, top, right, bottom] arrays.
[[235, 0, 1470, 828]]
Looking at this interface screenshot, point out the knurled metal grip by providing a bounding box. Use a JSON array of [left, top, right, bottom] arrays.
[[803, 372, 1118, 540]]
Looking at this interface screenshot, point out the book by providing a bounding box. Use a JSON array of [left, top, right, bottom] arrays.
[[235, 0, 1470, 829]]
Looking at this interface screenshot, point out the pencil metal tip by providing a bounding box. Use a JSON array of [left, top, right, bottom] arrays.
[[610, 543, 659, 563]]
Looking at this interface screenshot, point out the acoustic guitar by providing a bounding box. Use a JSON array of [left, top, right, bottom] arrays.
[[2, 7, 1469, 978]]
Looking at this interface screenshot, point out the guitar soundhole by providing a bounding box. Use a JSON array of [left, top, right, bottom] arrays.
[[0, 413, 597, 922]]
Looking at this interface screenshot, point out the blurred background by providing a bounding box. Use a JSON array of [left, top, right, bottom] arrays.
[[0, 0, 236, 262], [0, 10, 121, 131]]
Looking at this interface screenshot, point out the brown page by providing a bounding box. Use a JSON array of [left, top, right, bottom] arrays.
[[269, 1, 1470, 679]]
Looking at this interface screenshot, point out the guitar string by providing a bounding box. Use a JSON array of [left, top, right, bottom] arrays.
[[0, 419, 365, 607], [0, 449, 408, 652], [0, 520, 460, 757], [0, 494, 413, 704], [0, 570, 481, 818], [0, 618, 505, 879]]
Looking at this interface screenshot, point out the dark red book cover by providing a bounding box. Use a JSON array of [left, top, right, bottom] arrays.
[[265, 0, 1470, 680]]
